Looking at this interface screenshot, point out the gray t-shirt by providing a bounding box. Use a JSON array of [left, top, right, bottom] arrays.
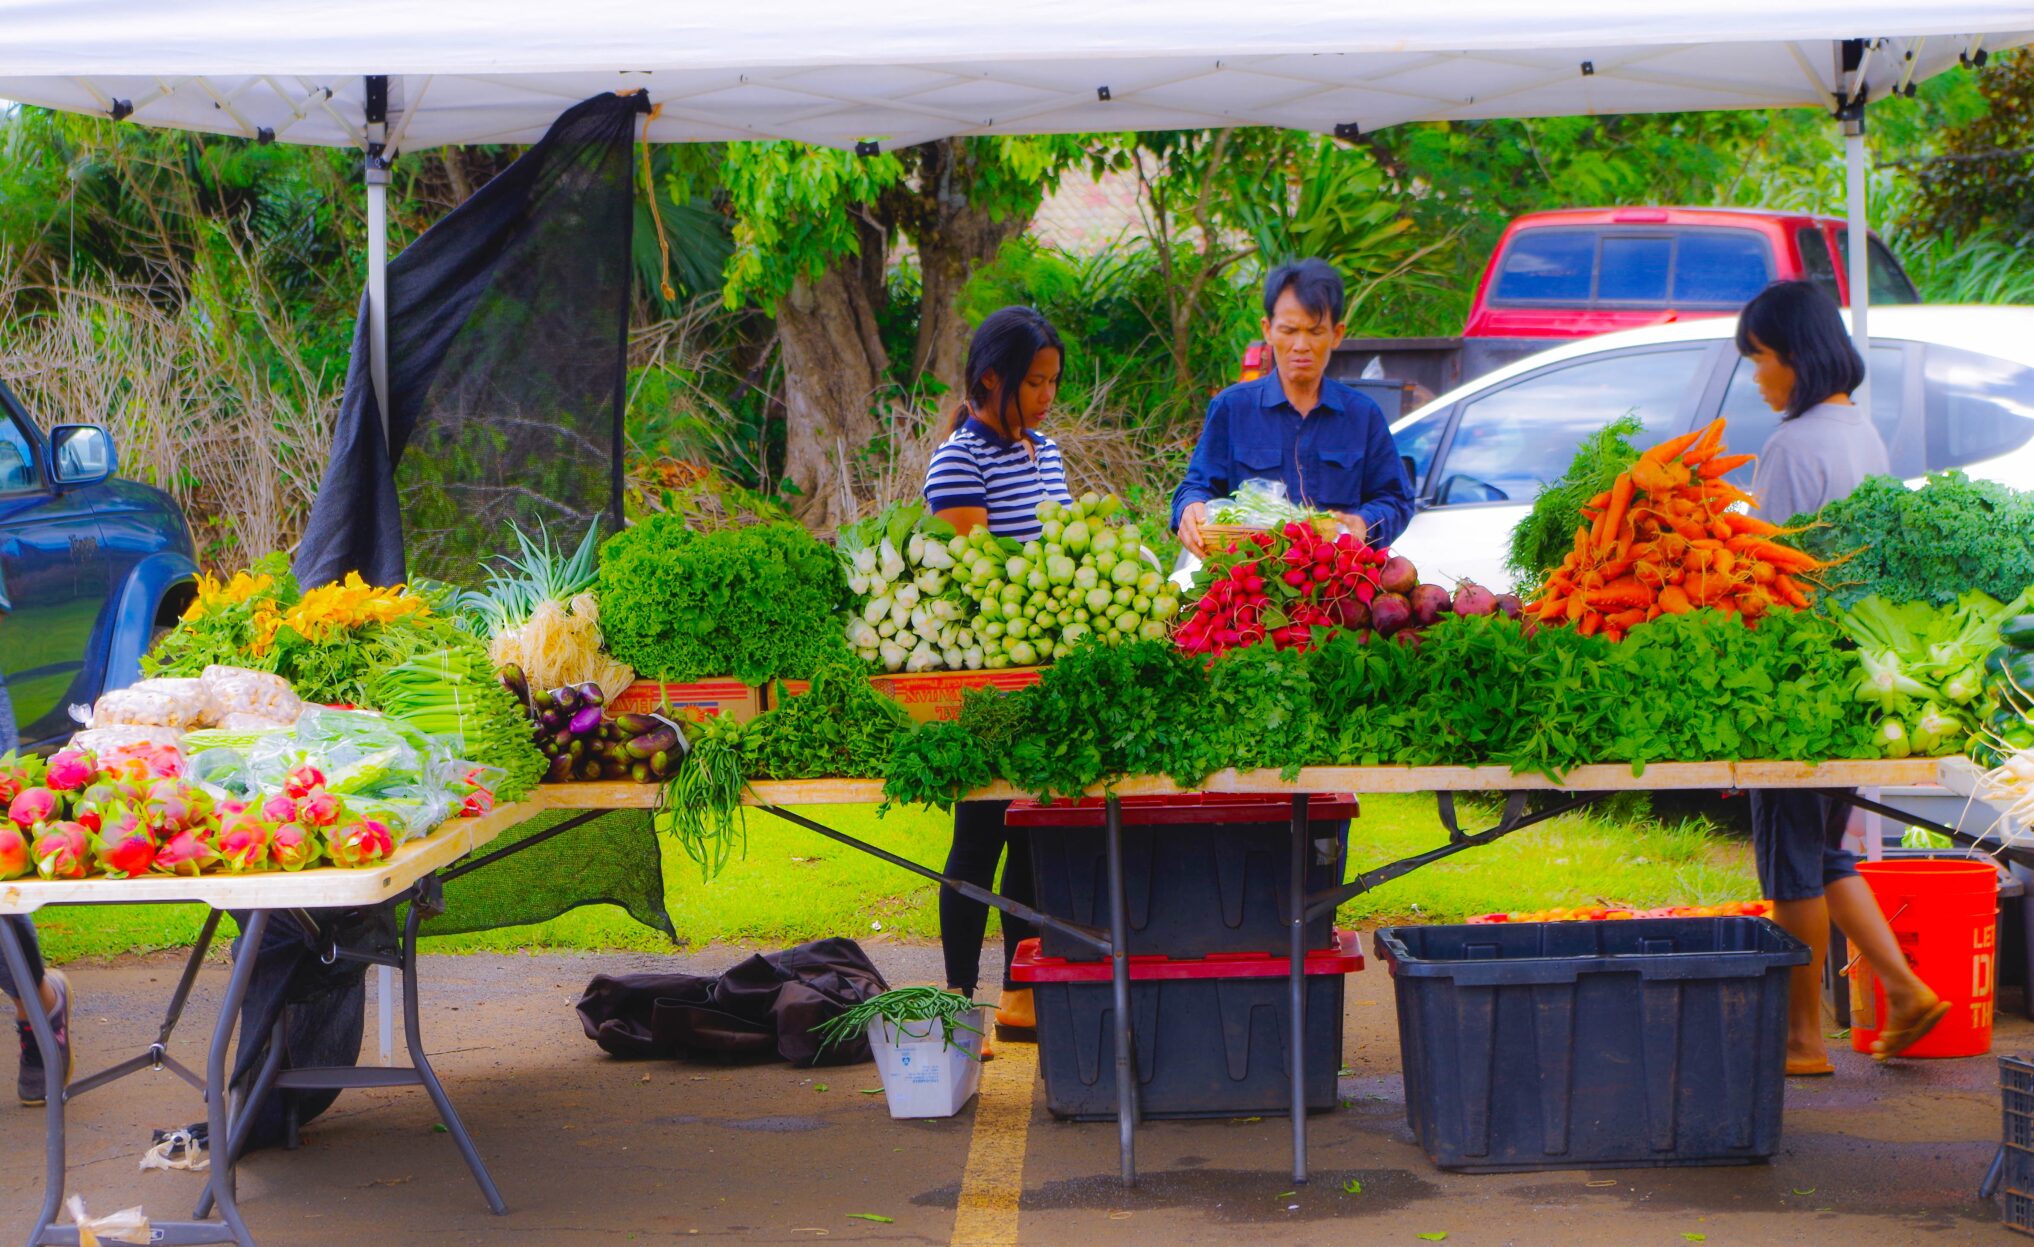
[[1750, 400, 1889, 522]]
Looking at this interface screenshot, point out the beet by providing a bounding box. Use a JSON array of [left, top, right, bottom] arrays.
[[1493, 592, 1524, 620], [1340, 597, 1372, 630], [1394, 626, 1424, 651], [1451, 582, 1498, 618], [1370, 592, 1412, 636], [1410, 583, 1452, 626], [1379, 555, 1419, 596]]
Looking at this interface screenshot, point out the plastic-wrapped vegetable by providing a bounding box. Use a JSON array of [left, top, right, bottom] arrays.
[[200, 665, 302, 724], [89, 679, 214, 730], [1205, 478, 1331, 531]]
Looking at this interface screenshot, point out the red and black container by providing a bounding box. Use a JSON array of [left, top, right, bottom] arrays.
[[1011, 931, 1364, 1120]]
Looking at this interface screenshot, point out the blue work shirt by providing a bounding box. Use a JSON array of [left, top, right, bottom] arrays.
[[1170, 373, 1415, 548]]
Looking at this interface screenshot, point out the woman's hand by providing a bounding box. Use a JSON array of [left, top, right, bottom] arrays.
[[1178, 501, 1209, 558]]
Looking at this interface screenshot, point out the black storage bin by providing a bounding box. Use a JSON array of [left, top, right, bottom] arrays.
[[2001, 1054, 2034, 1234], [1010, 931, 1363, 1121], [1375, 917, 1809, 1172], [1011, 793, 1356, 960]]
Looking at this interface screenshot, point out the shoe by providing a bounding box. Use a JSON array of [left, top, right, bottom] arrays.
[[995, 987, 1036, 1040], [1872, 997, 1952, 1062], [17, 969, 73, 1107], [1785, 1056, 1835, 1077]]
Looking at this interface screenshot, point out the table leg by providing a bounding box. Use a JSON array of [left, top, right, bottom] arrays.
[[400, 896, 508, 1215], [204, 910, 270, 1247], [1288, 793, 1310, 1185], [1104, 794, 1137, 1186], [194, 1016, 289, 1221], [2, 917, 63, 1246]]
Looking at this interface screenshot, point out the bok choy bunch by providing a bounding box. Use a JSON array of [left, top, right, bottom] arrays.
[[837, 504, 981, 673], [1831, 588, 2033, 757]]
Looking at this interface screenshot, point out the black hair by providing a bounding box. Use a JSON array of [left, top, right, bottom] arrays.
[[959, 306, 1064, 435], [1734, 279, 1866, 419], [1262, 257, 1346, 324]]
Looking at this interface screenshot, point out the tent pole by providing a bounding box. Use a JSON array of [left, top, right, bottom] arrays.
[[363, 75, 394, 1063], [1838, 41, 1872, 414]]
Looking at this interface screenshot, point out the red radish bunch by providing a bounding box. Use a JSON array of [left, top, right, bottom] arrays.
[[1175, 523, 1389, 657]]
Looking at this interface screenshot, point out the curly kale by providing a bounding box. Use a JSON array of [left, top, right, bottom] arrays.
[[1795, 471, 2034, 608]]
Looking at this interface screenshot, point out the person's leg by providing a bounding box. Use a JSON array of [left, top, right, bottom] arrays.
[[1751, 791, 1835, 1067], [940, 802, 1005, 995], [2, 916, 54, 1015], [994, 816, 1037, 992], [6, 917, 69, 1107], [1809, 789, 1942, 1048]]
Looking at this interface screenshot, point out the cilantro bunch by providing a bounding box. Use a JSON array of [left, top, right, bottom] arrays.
[[595, 517, 849, 685]]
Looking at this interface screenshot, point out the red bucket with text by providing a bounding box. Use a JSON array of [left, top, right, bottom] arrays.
[[1848, 859, 1998, 1059]]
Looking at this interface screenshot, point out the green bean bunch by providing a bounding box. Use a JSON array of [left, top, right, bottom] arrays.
[[812, 987, 991, 1058]]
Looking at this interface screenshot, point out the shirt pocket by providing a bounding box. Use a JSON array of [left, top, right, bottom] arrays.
[[1236, 441, 1283, 481], [1313, 444, 1366, 507]]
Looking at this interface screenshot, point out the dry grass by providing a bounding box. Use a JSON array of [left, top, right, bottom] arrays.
[[0, 257, 335, 566]]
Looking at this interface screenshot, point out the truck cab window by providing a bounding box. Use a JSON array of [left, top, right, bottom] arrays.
[[0, 416, 38, 494], [1492, 230, 1595, 303]]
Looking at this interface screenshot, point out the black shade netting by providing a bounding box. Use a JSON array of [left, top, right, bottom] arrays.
[[417, 807, 676, 941], [297, 90, 644, 588]]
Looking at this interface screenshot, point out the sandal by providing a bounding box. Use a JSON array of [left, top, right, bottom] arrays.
[[1871, 999, 1952, 1062], [1785, 1057, 1835, 1077]]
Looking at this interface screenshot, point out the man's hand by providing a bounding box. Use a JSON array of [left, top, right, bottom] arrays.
[[1333, 511, 1369, 545], [1178, 501, 1209, 559]]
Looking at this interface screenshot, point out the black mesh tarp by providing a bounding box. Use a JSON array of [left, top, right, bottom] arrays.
[[296, 90, 643, 587]]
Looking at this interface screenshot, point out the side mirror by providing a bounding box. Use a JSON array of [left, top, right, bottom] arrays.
[[50, 424, 115, 488], [1400, 454, 1419, 490]]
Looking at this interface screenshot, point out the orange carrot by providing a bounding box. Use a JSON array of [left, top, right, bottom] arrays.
[[1586, 578, 1651, 611], [1658, 584, 1693, 614], [1606, 607, 1647, 632], [1597, 475, 1636, 552], [1630, 458, 1678, 494], [1722, 512, 1782, 537], [1577, 611, 1602, 638], [1696, 452, 1755, 479], [1772, 574, 1811, 609], [1642, 428, 1705, 464], [1737, 540, 1821, 573]]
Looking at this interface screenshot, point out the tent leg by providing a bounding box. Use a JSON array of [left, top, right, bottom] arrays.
[[365, 161, 391, 446], [1845, 126, 1871, 410]]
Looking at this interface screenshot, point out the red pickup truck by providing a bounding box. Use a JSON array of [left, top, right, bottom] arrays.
[[1242, 206, 1921, 414]]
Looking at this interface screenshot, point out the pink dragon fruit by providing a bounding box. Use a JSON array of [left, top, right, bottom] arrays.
[[0, 750, 47, 799], [32, 822, 91, 880], [0, 824, 27, 880], [295, 790, 341, 828], [327, 819, 394, 868], [153, 830, 217, 877], [214, 817, 272, 873], [261, 794, 299, 824], [94, 830, 157, 879], [43, 749, 96, 793], [268, 822, 319, 871], [285, 765, 327, 800], [9, 787, 58, 830]]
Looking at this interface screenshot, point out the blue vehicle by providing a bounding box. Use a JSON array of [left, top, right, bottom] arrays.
[[0, 379, 198, 751]]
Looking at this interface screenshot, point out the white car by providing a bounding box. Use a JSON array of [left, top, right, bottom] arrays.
[[1386, 306, 2034, 593]]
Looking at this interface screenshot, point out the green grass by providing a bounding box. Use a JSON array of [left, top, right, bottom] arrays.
[[34, 795, 1758, 965]]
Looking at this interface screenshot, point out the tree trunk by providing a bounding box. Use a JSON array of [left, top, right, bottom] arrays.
[[777, 260, 890, 531], [910, 141, 1029, 396]]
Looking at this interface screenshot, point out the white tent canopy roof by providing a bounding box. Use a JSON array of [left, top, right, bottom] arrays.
[[0, 0, 2028, 152]]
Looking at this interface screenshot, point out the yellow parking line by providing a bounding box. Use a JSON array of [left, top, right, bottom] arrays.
[[951, 1037, 1036, 1247]]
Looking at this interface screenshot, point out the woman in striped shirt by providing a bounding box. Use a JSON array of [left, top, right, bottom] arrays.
[[923, 306, 1073, 1046]]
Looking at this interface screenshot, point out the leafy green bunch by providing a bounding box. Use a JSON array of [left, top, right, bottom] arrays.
[[595, 517, 849, 685], [1504, 415, 1645, 597], [1793, 471, 2034, 609], [744, 661, 914, 781]]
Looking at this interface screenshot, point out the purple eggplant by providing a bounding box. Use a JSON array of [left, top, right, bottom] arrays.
[[539, 708, 563, 732], [567, 705, 604, 736], [577, 682, 606, 708], [545, 754, 574, 783], [554, 685, 580, 712], [498, 664, 532, 710]]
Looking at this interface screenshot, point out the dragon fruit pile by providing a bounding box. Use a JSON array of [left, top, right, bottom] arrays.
[[0, 743, 466, 881]]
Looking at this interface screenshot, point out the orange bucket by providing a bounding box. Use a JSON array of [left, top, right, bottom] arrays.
[[1848, 859, 1999, 1059]]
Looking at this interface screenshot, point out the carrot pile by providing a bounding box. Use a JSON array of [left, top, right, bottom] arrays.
[[1525, 417, 1832, 640]]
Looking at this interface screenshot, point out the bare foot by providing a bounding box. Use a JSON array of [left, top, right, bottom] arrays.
[[1872, 989, 1949, 1060]]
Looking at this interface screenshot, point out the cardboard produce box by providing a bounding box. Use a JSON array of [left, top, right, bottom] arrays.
[[611, 678, 763, 724]]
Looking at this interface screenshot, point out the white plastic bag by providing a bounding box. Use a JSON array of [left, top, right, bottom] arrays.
[[200, 665, 301, 724], [89, 678, 213, 729]]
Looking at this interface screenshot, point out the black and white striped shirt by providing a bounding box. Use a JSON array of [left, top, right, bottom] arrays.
[[923, 416, 1073, 543]]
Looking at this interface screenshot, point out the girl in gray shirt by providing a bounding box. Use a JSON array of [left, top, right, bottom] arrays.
[[1734, 280, 1946, 1076]]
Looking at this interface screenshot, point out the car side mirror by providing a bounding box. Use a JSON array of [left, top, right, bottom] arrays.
[[1400, 454, 1419, 490], [50, 424, 115, 488]]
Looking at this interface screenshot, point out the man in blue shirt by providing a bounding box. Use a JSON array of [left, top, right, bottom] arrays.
[[1172, 258, 1414, 556]]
